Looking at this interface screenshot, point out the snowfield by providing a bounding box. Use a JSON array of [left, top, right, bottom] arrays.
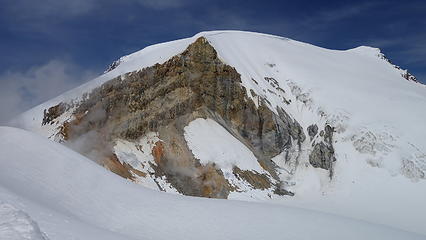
[[0, 126, 425, 240]]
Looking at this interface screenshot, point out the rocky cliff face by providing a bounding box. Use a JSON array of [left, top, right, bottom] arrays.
[[41, 37, 336, 198]]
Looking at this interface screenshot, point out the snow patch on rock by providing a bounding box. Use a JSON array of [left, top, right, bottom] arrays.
[[184, 118, 263, 172]]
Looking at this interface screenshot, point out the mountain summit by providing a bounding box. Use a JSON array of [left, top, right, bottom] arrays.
[[9, 31, 426, 235]]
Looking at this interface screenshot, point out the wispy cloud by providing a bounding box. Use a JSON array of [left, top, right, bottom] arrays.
[[0, 60, 96, 124], [179, 1, 381, 43], [2, 0, 96, 19], [307, 2, 379, 24], [0, 0, 196, 35], [0, 0, 424, 116], [135, 0, 188, 9], [2, 0, 191, 20]]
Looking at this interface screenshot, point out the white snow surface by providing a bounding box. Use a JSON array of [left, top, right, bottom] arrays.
[[0, 126, 425, 240], [0, 203, 48, 240]]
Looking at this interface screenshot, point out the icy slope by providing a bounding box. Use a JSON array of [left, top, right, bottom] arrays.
[[0, 126, 424, 240], [205, 31, 426, 180]]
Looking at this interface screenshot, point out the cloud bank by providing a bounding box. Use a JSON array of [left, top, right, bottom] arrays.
[[0, 60, 96, 124]]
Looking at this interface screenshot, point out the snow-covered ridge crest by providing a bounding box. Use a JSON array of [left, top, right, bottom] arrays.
[[13, 30, 416, 129]]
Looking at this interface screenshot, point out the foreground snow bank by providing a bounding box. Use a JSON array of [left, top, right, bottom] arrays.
[[0, 203, 48, 240], [0, 126, 424, 240]]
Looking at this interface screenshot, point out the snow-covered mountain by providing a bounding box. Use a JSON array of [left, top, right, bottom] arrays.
[[5, 31, 426, 238]]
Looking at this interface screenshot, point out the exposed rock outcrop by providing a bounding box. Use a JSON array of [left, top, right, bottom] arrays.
[[309, 125, 336, 177], [307, 124, 318, 140], [42, 103, 66, 125], [104, 58, 122, 73], [42, 37, 334, 198]]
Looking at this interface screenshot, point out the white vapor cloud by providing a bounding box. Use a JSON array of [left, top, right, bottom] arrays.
[[0, 60, 96, 124]]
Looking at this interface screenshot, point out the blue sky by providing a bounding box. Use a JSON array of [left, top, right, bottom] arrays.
[[0, 0, 425, 122]]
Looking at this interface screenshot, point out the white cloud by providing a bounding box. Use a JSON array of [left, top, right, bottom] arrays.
[[0, 60, 96, 124]]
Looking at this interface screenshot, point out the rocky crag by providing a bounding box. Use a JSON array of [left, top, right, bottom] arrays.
[[41, 37, 336, 198]]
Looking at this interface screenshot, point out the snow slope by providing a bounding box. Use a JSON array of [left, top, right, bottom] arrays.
[[0, 126, 425, 240], [205, 31, 426, 180]]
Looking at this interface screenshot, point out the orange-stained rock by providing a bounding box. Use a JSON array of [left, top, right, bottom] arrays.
[[152, 141, 164, 165]]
